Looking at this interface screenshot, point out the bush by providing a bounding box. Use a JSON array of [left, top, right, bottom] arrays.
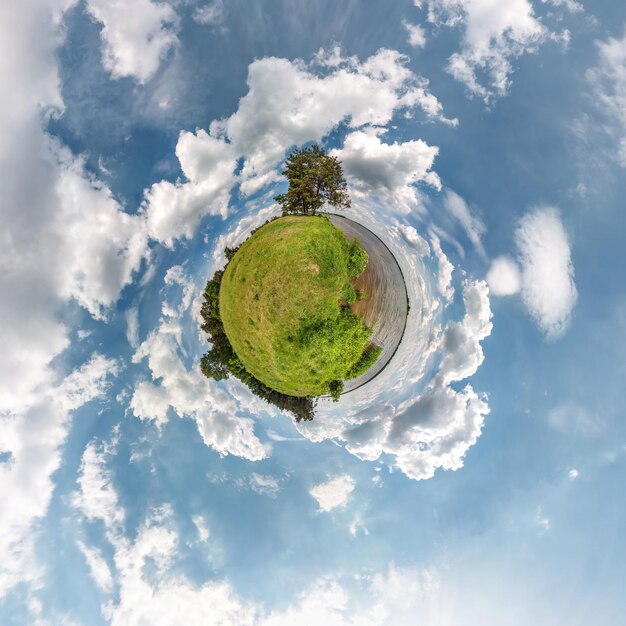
[[347, 239, 368, 278], [346, 343, 382, 380], [328, 379, 344, 402], [341, 283, 357, 305]]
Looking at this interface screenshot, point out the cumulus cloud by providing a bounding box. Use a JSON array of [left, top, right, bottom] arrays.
[[486, 256, 522, 296], [515, 207, 577, 339], [131, 320, 268, 461], [73, 441, 438, 625], [0, 1, 149, 417], [85, 0, 179, 83], [130, 268, 268, 461], [587, 27, 626, 166], [0, 354, 119, 597], [395, 224, 431, 257], [387, 281, 492, 479], [142, 46, 455, 245], [143, 129, 237, 246], [404, 21, 427, 48], [72, 437, 125, 530], [298, 276, 492, 481], [262, 565, 438, 626], [331, 129, 441, 214], [310, 475, 356, 512], [71, 444, 257, 624], [424, 0, 560, 101]]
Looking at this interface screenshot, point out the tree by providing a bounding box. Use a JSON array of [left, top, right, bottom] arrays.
[[328, 379, 344, 402], [274, 144, 351, 216]]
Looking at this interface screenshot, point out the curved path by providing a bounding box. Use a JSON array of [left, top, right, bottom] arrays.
[[328, 214, 409, 394]]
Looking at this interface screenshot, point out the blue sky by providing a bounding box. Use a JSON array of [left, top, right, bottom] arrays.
[[1, 0, 626, 624]]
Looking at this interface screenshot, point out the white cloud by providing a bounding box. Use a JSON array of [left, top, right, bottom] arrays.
[[192, 515, 210, 543], [73, 445, 438, 626], [300, 279, 492, 481], [72, 438, 125, 531], [193, 0, 225, 26], [262, 564, 439, 626], [77, 540, 114, 594], [225, 46, 455, 190], [125, 307, 140, 348], [515, 207, 577, 339], [548, 403, 601, 437], [0, 354, 118, 597], [72, 449, 257, 626], [395, 224, 431, 257], [142, 46, 455, 245], [568, 468, 579, 480], [85, 0, 179, 83], [430, 233, 454, 301], [331, 129, 441, 214], [443, 190, 486, 259], [143, 129, 237, 246], [54, 146, 150, 320], [486, 256, 522, 296], [587, 27, 626, 166], [130, 267, 268, 461], [348, 515, 369, 537], [248, 473, 283, 498], [542, 0, 583, 13], [403, 21, 427, 48], [0, 0, 149, 417], [425, 0, 557, 101], [131, 320, 268, 461], [310, 474, 356, 512]]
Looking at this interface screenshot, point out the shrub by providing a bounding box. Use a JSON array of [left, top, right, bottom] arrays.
[[347, 239, 368, 278], [342, 283, 357, 305], [346, 343, 382, 380], [328, 379, 344, 402]]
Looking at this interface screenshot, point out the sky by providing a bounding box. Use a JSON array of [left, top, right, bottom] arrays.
[[1, 0, 626, 624]]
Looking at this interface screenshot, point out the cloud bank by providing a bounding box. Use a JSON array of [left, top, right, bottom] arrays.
[[142, 46, 455, 245]]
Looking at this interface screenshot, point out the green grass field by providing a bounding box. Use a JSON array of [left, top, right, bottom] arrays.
[[219, 216, 377, 396]]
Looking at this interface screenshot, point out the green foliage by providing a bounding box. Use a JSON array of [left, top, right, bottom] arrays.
[[219, 216, 377, 397], [328, 379, 344, 402], [341, 283, 357, 305], [274, 144, 351, 216], [224, 245, 239, 261], [346, 343, 383, 380], [347, 239, 369, 278]]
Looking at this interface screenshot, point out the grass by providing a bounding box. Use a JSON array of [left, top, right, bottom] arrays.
[[219, 215, 379, 396]]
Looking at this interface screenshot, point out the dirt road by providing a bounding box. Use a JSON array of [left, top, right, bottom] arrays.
[[329, 214, 409, 394]]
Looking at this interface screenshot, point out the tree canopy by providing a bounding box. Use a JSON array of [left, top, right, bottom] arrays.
[[274, 144, 351, 216]]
